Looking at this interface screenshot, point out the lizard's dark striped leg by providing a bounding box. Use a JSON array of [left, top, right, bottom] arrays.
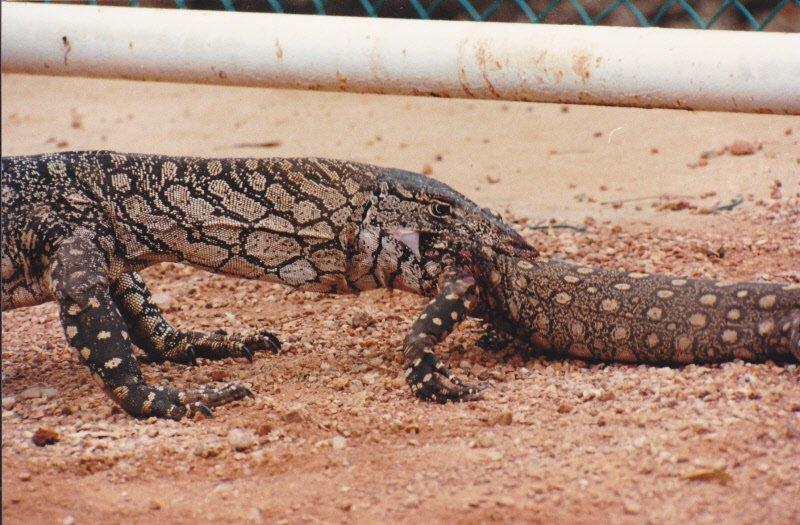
[[49, 232, 252, 420], [110, 271, 279, 364], [403, 273, 487, 403]]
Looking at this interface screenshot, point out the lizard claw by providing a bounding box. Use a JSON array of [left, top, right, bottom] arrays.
[[259, 331, 282, 353], [187, 345, 199, 366], [189, 403, 214, 418], [407, 353, 485, 403], [241, 344, 255, 362]]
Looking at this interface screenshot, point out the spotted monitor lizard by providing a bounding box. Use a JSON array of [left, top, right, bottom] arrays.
[[462, 246, 800, 364], [1, 151, 534, 419]]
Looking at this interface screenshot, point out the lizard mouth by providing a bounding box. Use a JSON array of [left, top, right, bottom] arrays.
[[389, 228, 421, 259]]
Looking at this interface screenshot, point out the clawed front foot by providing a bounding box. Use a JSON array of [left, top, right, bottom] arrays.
[[185, 329, 281, 362], [156, 329, 281, 364], [406, 350, 487, 403]]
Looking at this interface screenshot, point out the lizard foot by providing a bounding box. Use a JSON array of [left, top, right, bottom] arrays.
[[162, 330, 280, 363], [115, 382, 252, 420], [477, 328, 514, 353], [406, 352, 487, 403]]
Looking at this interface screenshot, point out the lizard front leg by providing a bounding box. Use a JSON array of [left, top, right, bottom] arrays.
[[403, 273, 487, 403], [50, 231, 252, 420], [111, 271, 279, 364]]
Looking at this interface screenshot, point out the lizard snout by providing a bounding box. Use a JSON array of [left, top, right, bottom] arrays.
[[494, 225, 538, 259]]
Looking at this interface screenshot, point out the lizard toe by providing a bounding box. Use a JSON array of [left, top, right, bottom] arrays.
[[407, 354, 485, 403], [412, 373, 485, 403], [182, 330, 280, 361], [257, 331, 282, 353]]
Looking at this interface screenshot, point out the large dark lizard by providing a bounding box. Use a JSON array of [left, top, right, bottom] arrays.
[[1, 151, 535, 419]]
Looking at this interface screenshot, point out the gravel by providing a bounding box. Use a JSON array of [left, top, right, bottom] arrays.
[[2, 81, 798, 522]]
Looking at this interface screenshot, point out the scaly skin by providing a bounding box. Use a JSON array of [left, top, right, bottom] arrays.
[[471, 247, 800, 364], [1, 151, 534, 419]]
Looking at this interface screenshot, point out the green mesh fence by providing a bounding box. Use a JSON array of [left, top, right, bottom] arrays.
[[44, 1, 800, 30]]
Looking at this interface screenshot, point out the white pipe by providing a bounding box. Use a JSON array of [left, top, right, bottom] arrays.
[[2, 2, 799, 114]]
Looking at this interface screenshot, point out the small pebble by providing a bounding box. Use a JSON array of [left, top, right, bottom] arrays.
[[597, 390, 616, 402], [403, 495, 420, 508], [2, 396, 16, 410], [331, 436, 347, 450], [729, 140, 756, 156], [40, 387, 59, 399], [209, 370, 228, 382], [256, 422, 274, 436], [283, 407, 306, 423], [348, 310, 375, 328], [32, 427, 59, 447], [228, 429, 256, 451], [19, 387, 43, 400], [490, 411, 513, 426], [623, 499, 641, 514], [194, 443, 222, 458], [150, 293, 174, 311]]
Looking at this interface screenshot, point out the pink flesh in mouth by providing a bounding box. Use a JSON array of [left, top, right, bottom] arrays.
[[390, 229, 421, 258]]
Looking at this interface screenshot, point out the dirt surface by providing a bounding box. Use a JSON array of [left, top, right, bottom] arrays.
[[2, 74, 799, 524]]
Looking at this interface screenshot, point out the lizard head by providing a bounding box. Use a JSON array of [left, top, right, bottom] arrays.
[[358, 167, 536, 293]]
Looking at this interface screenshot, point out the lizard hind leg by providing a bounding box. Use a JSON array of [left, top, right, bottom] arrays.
[[49, 232, 252, 420], [111, 271, 280, 364]]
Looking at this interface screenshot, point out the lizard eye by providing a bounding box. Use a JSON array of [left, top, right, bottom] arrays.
[[430, 201, 452, 218]]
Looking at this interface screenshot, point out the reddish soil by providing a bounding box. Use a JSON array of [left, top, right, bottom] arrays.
[[2, 74, 799, 524]]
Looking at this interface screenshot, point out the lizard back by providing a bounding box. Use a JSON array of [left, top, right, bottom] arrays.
[[2, 151, 383, 307]]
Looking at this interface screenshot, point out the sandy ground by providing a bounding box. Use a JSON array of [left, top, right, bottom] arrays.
[[1, 74, 799, 524]]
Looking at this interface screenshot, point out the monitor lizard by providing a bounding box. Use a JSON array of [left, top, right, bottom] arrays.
[[1, 151, 535, 419]]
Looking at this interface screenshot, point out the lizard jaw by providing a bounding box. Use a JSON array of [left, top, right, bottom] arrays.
[[389, 228, 421, 259]]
